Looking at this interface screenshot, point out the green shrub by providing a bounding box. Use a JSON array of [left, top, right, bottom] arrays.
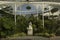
[[49, 33, 55, 37], [1, 32, 6, 38], [35, 33, 50, 37], [44, 33, 49, 36], [44, 33, 50, 37], [9, 32, 26, 38], [35, 33, 44, 36]]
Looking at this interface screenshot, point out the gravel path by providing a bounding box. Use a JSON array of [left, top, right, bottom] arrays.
[[1, 36, 60, 40]]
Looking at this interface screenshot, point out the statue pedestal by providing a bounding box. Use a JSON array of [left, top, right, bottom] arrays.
[[27, 27, 33, 35]]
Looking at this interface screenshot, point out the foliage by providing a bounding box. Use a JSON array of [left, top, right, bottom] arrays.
[[0, 9, 15, 38], [9, 32, 26, 38], [0, 7, 60, 38], [51, 8, 58, 13], [16, 15, 28, 33]]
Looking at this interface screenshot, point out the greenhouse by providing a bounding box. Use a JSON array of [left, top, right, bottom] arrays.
[[0, 0, 60, 39]]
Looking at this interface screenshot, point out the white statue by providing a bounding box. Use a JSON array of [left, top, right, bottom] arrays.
[[27, 22, 33, 35]]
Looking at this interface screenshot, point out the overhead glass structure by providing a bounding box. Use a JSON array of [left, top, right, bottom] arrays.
[[16, 4, 42, 15]]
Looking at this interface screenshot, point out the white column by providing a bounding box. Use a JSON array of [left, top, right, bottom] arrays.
[[20, 4, 21, 15], [14, 3, 17, 25], [42, 4, 45, 29], [58, 10, 60, 18], [37, 5, 38, 20], [48, 6, 51, 19]]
